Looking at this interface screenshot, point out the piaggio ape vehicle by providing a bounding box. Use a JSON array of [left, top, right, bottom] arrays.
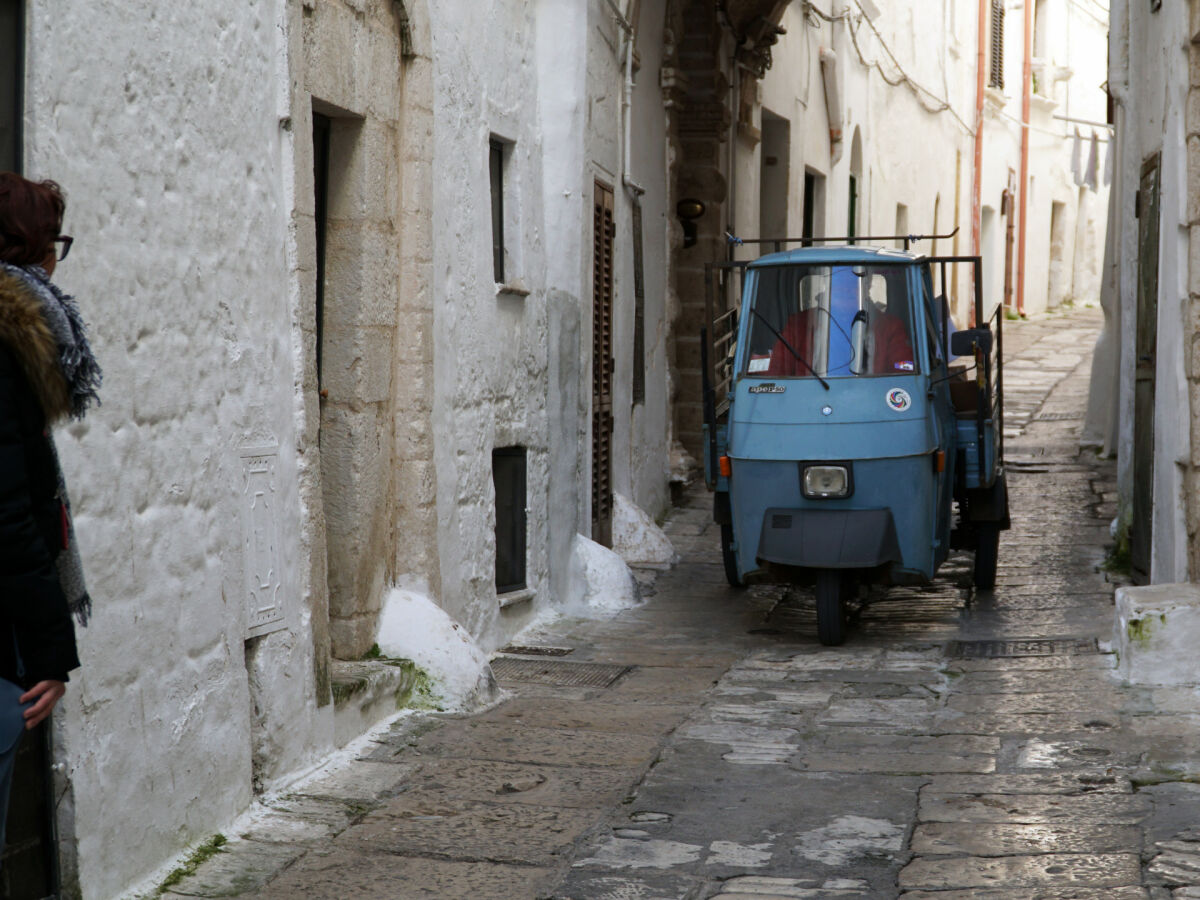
[[701, 234, 1008, 645]]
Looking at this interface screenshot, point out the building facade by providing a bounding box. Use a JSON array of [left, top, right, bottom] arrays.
[[1097, 0, 1200, 586], [0, 0, 1111, 896]]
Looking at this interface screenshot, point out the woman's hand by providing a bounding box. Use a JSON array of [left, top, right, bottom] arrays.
[[19, 681, 65, 730]]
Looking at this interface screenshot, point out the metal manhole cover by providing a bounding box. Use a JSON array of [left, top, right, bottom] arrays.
[[948, 638, 1099, 658], [498, 645, 574, 657], [490, 657, 631, 687], [1035, 413, 1082, 421]]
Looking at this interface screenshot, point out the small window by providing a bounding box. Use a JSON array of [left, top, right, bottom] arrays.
[[313, 111, 332, 388], [493, 447, 527, 594], [0, 0, 22, 173], [489, 139, 505, 283]]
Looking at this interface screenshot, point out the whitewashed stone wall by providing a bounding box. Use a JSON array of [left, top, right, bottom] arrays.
[[727, 2, 976, 318], [980, 0, 1110, 319], [3, 1, 908, 896], [1105, 0, 1193, 584], [23, 2, 326, 896], [423, 0, 553, 645]]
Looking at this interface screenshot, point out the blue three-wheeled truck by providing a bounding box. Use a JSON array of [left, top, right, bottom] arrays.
[[701, 234, 1009, 645]]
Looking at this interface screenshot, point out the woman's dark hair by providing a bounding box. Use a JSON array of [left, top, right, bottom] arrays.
[[0, 172, 65, 266]]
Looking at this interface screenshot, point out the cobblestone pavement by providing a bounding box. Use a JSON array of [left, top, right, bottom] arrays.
[[161, 305, 1200, 899]]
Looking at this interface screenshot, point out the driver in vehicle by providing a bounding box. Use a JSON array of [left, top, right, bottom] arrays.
[[764, 270, 913, 377]]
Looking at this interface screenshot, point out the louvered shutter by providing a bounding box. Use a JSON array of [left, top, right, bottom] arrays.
[[989, 0, 1005, 90], [592, 182, 615, 547]]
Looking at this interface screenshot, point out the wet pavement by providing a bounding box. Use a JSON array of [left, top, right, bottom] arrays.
[[160, 305, 1200, 899]]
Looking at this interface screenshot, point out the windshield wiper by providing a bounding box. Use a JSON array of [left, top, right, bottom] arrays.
[[751, 309, 830, 390]]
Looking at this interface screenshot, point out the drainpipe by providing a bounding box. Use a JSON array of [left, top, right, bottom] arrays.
[[1016, 0, 1033, 317], [622, 30, 645, 198], [606, 0, 643, 198], [972, 0, 987, 326]]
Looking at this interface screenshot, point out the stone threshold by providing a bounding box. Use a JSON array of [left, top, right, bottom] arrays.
[[331, 658, 424, 749]]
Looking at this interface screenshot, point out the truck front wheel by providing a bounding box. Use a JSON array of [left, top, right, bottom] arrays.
[[815, 569, 849, 646], [721, 522, 744, 588], [973, 523, 1000, 589]]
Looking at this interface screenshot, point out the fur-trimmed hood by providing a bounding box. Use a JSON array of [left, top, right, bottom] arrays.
[[0, 270, 72, 423]]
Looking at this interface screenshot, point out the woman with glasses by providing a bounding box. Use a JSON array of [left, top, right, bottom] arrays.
[[0, 172, 100, 856]]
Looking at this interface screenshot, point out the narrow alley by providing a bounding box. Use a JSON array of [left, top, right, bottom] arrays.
[[148, 304, 1198, 899]]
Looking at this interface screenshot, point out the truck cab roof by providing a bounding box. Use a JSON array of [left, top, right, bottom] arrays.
[[747, 245, 919, 268]]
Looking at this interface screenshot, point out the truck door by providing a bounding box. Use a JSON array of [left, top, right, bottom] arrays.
[[920, 263, 955, 564]]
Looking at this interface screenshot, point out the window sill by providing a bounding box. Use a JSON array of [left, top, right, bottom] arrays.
[[496, 280, 530, 298], [498, 587, 536, 608], [984, 87, 1008, 113]]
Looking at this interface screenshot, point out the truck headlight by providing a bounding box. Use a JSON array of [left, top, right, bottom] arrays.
[[802, 464, 852, 499]]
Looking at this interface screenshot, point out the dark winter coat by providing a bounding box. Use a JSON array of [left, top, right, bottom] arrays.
[[0, 270, 80, 687]]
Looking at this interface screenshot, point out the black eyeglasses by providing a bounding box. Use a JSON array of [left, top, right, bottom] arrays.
[[54, 235, 73, 261]]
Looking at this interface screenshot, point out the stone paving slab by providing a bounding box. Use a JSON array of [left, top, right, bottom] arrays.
[[550, 868, 703, 900], [917, 791, 1152, 824], [931, 711, 1122, 734], [923, 772, 1131, 794], [475, 696, 694, 736], [945, 690, 1124, 714], [340, 796, 599, 866], [161, 839, 306, 897], [997, 735, 1145, 771], [814, 732, 1001, 755], [911, 822, 1142, 855], [412, 720, 664, 769], [602, 665, 731, 702], [950, 670, 1124, 693], [900, 886, 1149, 899], [255, 848, 557, 899], [293, 758, 421, 803], [792, 751, 996, 775], [393, 757, 636, 809], [898, 851, 1142, 891]]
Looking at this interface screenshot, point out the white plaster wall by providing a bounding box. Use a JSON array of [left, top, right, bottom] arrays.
[[428, 0, 551, 645], [23, 1, 326, 896], [625, 0, 673, 516], [1108, 0, 1191, 584], [750, 0, 973, 273], [536, 0, 591, 619], [1139, 1, 1189, 584], [976, 0, 1110, 318]]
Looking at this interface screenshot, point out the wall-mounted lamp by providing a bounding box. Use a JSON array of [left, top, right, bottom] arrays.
[[676, 199, 706, 248]]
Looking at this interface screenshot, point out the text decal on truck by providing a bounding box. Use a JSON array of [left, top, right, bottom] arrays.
[[749, 383, 786, 394]]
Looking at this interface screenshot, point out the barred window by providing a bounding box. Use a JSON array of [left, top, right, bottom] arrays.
[[493, 447, 527, 594]]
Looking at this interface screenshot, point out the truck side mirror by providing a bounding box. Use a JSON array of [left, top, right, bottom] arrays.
[[951, 327, 993, 357]]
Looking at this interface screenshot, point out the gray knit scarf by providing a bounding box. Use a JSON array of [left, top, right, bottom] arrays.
[[0, 261, 101, 626]]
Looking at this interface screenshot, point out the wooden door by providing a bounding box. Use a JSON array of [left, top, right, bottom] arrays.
[[2, 727, 58, 899], [592, 182, 615, 547], [1131, 154, 1161, 583]]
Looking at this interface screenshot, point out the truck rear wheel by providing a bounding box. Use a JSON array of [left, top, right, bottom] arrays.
[[973, 523, 1000, 589], [721, 522, 744, 588], [815, 569, 848, 646]]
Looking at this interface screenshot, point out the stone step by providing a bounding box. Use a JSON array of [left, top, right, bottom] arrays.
[[330, 658, 425, 748]]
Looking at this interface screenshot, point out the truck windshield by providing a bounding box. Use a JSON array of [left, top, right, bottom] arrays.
[[743, 263, 917, 379]]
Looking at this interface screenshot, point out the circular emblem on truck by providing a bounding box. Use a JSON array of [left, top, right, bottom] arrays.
[[886, 388, 912, 412]]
